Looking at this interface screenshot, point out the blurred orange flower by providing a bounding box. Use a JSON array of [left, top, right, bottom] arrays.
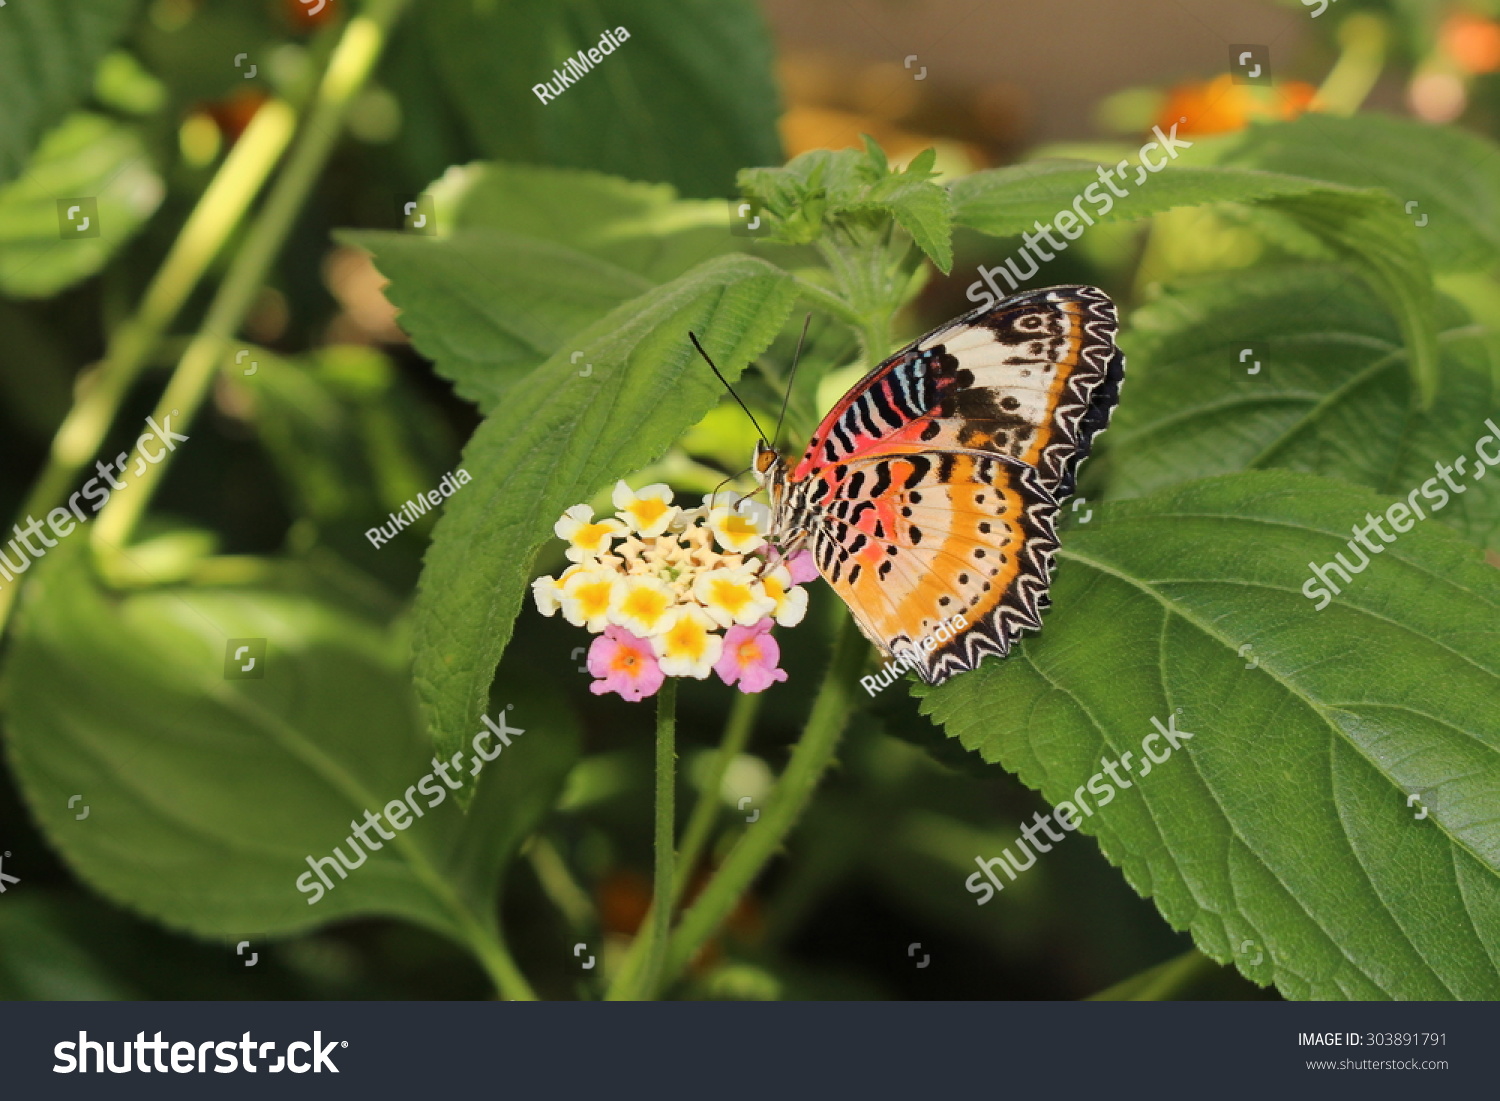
[[1159, 73, 1319, 136], [1442, 11, 1500, 74]]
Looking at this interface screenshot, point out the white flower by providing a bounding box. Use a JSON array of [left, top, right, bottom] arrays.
[[611, 575, 677, 638], [559, 568, 624, 632], [613, 480, 680, 538], [554, 504, 627, 562], [705, 492, 767, 554], [693, 565, 776, 628], [652, 605, 724, 678], [532, 575, 563, 617], [760, 564, 808, 628]]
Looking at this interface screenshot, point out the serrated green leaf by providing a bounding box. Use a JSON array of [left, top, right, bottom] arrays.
[[441, 162, 741, 282], [344, 164, 746, 411], [345, 228, 655, 412], [420, 0, 781, 199], [920, 471, 1500, 1000], [1196, 112, 1500, 273], [410, 253, 796, 769], [948, 162, 1438, 406], [0, 113, 162, 298], [0, 0, 140, 186], [738, 143, 953, 269], [1109, 265, 1500, 549], [949, 162, 1336, 236], [2, 543, 580, 946]]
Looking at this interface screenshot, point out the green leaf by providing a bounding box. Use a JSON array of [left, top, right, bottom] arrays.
[[2, 543, 579, 946], [1109, 266, 1500, 549], [0, 113, 163, 298], [1196, 113, 1500, 273], [410, 253, 796, 769], [347, 229, 653, 413], [0, 0, 140, 186], [342, 164, 744, 411], [948, 162, 1336, 237], [948, 162, 1438, 406], [738, 142, 954, 270], [420, 0, 781, 199], [441, 162, 741, 283], [921, 471, 1500, 1000]]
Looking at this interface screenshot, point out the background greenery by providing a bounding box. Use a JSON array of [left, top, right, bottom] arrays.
[[0, 0, 1495, 1001]]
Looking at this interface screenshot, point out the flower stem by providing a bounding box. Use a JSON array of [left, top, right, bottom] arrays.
[[642, 677, 679, 998], [672, 689, 760, 905], [660, 611, 867, 982]]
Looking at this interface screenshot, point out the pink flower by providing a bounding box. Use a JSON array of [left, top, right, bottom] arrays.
[[785, 549, 818, 585], [714, 618, 788, 693], [588, 626, 665, 702]]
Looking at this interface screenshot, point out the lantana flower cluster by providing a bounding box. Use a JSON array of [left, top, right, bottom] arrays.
[[532, 481, 816, 702]]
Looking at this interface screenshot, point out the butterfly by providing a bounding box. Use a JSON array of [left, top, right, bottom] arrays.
[[751, 285, 1124, 686]]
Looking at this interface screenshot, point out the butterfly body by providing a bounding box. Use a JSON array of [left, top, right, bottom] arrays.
[[755, 285, 1124, 685]]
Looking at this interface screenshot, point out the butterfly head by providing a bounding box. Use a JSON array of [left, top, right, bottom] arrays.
[[751, 439, 796, 542]]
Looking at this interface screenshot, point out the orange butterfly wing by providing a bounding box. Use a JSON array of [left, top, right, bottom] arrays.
[[772, 285, 1124, 683]]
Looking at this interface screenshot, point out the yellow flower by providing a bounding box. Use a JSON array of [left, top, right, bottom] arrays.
[[559, 568, 623, 632], [693, 565, 776, 628], [611, 575, 676, 638], [760, 564, 808, 628], [555, 504, 627, 563], [705, 492, 767, 554], [613, 480, 680, 538], [653, 605, 724, 678]]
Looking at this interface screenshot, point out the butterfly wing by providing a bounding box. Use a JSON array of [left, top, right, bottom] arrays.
[[790, 285, 1123, 500], [803, 448, 1059, 685]]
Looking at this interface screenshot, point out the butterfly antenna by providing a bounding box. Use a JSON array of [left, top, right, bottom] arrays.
[[689, 331, 771, 445], [706, 466, 754, 513], [772, 313, 812, 452]]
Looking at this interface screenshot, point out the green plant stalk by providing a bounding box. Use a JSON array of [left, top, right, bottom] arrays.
[[1088, 949, 1217, 1001], [91, 0, 412, 552], [1316, 12, 1386, 117], [660, 611, 867, 983], [673, 689, 761, 905], [0, 99, 297, 633], [642, 677, 679, 998], [604, 687, 759, 1000]]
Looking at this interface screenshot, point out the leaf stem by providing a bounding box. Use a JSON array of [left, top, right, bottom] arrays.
[[659, 611, 867, 982], [672, 689, 760, 905], [90, 0, 413, 553]]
